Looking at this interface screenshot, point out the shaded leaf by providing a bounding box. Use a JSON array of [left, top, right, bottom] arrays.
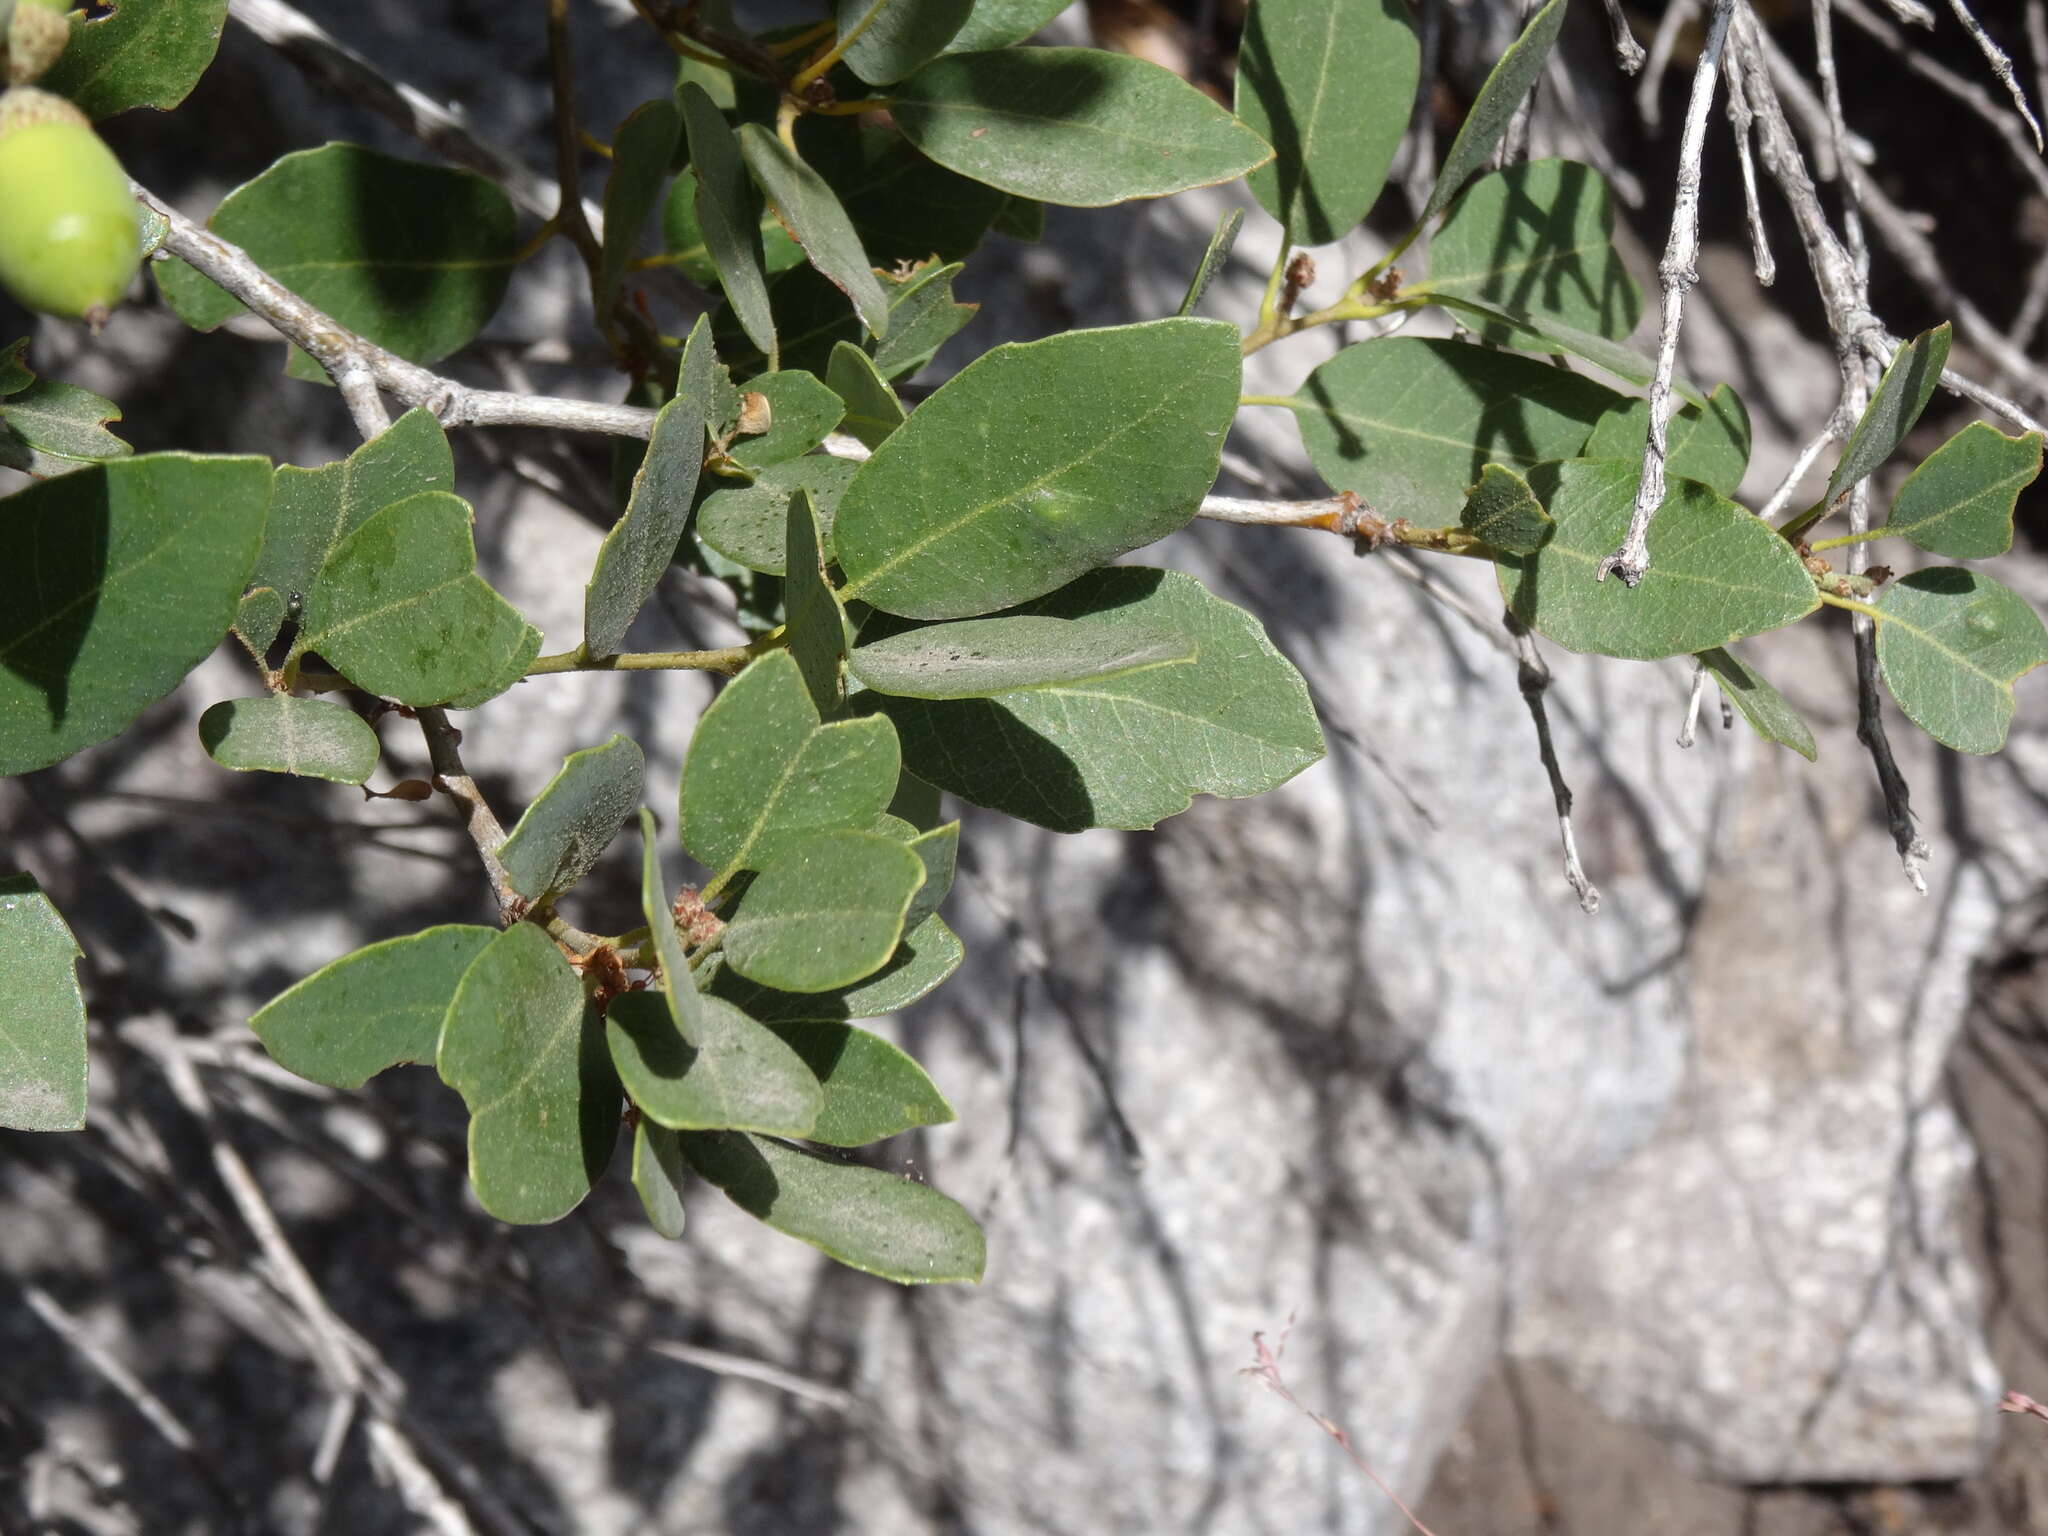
[[250, 925, 495, 1090], [1497, 459, 1819, 660], [1430, 291, 1701, 404], [301, 491, 541, 707], [1236, 0, 1418, 244], [827, 341, 905, 448], [737, 123, 892, 337], [632, 1119, 689, 1238], [198, 695, 379, 784], [1826, 323, 1952, 503], [762, 1020, 954, 1146], [439, 923, 620, 1224], [897, 820, 958, 932], [1877, 420, 2043, 558], [1421, 0, 1567, 223], [0, 380, 129, 474], [0, 455, 271, 777], [679, 650, 902, 876], [1289, 337, 1621, 523], [786, 489, 852, 713], [837, 318, 1241, 619], [728, 369, 845, 471], [698, 455, 860, 575], [869, 260, 977, 380], [703, 915, 964, 1021], [156, 145, 516, 371], [849, 613, 1195, 698], [722, 830, 926, 992], [713, 265, 866, 377], [41, 0, 225, 117], [597, 99, 683, 321], [239, 408, 453, 654], [991, 194, 1045, 242], [681, 1130, 985, 1282], [1459, 464, 1553, 555], [606, 989, 822, 1135], [836, 0, 972, 84], [1178, 206, 1244, 318], [1422, 158, 1641, 341], [1697, 646, 1817, 761], [892, 48, 1273, 206], [585, 321, 718, 657], [0, 872, 87, 1132], [498, 735, 646, 902], [1875, 567, 2048, 754], [798, 120, 1007, 270], [871, 567, 1323, 831], [1582, 384, 1752, 498], [674, 83, 791, 360], [0, 339, 32, 396]]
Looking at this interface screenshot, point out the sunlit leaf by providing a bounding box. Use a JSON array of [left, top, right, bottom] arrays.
[[738, 123, 892, 337], [721, 830, 926, 992], [1697, 646, 1816, 760], [762, 1020, 954, 1146], [198, 695, 380, 784], [498, 734, 646, 902], [1582, 384, 1752, 498], [1877, 420, 2043, 558], [1875, 567, 2048, 754], [0, 872, 87, 1131], [1826, 323, 1952, 503], [41, 0, 226, 117], [1421, 0, 1567, 222]]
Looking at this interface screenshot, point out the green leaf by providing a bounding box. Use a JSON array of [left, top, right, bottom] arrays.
[[786, 489, 853, 713], [1429, 291, 1702, 405], [1459, 464, 1554, 555], [869, 260, 978, 380], [676, 85, 781, 361], [1289, 337, 1621, 523], [946, 0, 1071, 51], [836, 0, 972, 84], [680, 1130, 985, 1282], [662, 167, 803, 283], [40, 0, 226, 117], [1496, 459, 1820, 660], [837, 318, 1241, 619], [698, 456, 859, 575], [797, 121, 1007, 270], [729, 369, 846, 470], [713, 265, 865, 377], [849, 614, 1196, 698], [0, 339, 33, 396], [703, 915, 964, 1021], [871, 567, 1323, 831], [1877, 421, 2043, 558], [1874, 567, 2048, 754], [680, 650, 902, 875], [300, 491, 541, 707], [249, 925, 495, 1091], [0, 380, 130, 474], [891, 48, 1274, 206], [198, 696, 380, 784], [722, 830, 926, 992], [737, 123, 893, 337], [827, 341, 905, 448], [1421, 0, 1567, 223], [991, 194, 1046, 242], [638, 808, 697, 1037], [897, 820, 958, 932], [597, 99, 683, 321], [1178, 206, 1244, 318], [0, 454, 271, 777], [1827, 323, 1953, 503], [1696, 646, 1816, 761], [585, 319, 716, 657], [156, 144, 516, 370], [1236, 0, 1419, 244], [238, 408, 454, 654], [631, 1119, 689, 1239], [762, 1020, 954, 1146], [1582, 384, 1752, 498], [0, 872, 87, 1132], [606, 989, 823, 1135], [1421, 158, 1642, 341], [438, 923, 620, 1224], [498, 735, 646, 902]]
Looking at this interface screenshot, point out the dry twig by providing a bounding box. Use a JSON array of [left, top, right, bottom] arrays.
[[1505, 613, 1601, 913]]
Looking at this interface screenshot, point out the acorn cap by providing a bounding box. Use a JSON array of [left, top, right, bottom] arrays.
[[0, 83, 88, 138], [4, 3, 70, 87]]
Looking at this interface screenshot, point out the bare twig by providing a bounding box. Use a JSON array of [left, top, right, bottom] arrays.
[[1638, 0, 1700, 132], [1947, 0, 2045, 150], [1244, 1324, 1444, 1536], [1757, 422, 1843, 522], [1678, 658, 1709, 748], [1599, 0, 1647, 73], [1724, 44, 1777, 284], [1505, 612, 1600, 913], [415, 708, 527, 924], [1812, 0, 1871, 278], [2030, 0, 2048, 126], [226, 0, 597, 232], [545, 0, 603, 278], [1598, 0, 1734, 587]]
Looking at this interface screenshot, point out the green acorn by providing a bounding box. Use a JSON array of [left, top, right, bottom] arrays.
[[4, 0, 73, 87], [0, 85, 142, 325]]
